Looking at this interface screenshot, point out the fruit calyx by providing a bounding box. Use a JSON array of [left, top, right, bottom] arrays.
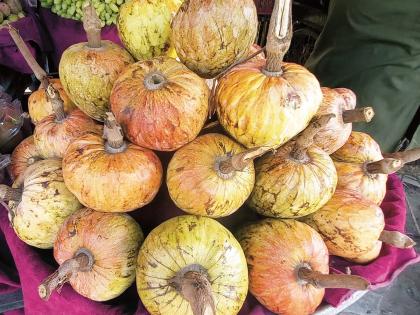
[[38, 248, 94, 300], [144, 72, 167, 91], [263, 0, 292, 76], [290, 114, 335, 161], [216, 146, 273, 179], [46, 84, 66, 122], [103, 112, 127, 153], [83, 3, 102, 49]]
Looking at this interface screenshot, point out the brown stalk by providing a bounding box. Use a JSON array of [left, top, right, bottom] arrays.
[[342, 107, 375, 123], [264, 0, 292, 75], [298, 267, 370, 290], [8, 25, 49, 88], [83, 3, 102, 49], [38, 249, 93, 300], [173, 271, 215, 315], [0, 185, 22, 202], [383, 148, 420, 165], [379, 230, 416, 249], [46, 84, 66, 122], [290, 114, 335, 161], [218, 146, 273, 175], [365, 158, 402, 175], [103, 112, 125, 152]]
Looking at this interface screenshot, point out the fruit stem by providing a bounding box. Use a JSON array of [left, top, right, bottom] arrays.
[[298, 267, 370, 290], [103, 112, 126, 153], [144, 72, 167, 91], [171, 271, 215, 315], [8, 25, 48, 89], [83, 3, 102, 49], [38, 248, 94, 300], [342, 107, 375, 123], [291, 114, 335, 161], [218, 146, 273, 175], [0, 185, 22, 202], [46, 84, 66, 122], [264, 0, 292, 75], [365, 158, 402, 174], [383, 147, 420, 165], [379, 230, 416, 248]]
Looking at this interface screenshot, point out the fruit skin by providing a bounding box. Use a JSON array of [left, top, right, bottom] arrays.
[[349, 241, 382, 264], [237, 219, 329, 315], [9, 136, 42, 181], [313, 87, 356, 154], [8, 159, 82, 249], [63, 133, 163, 212], [302, 189, 385, 260], [172, 0, 258, 78], [54, 208, 143, 301], [167, 133, 255, 217], [34, 110, 101, 159], [216, 59, 322, 148], [332, 131, 386, 205], [249, 141, 337, 218], [28, 79, 76, 125], [59, 40, 134, 121], [137, 215, 248, 315], [117, 0, 183, 60], [111, 56, 209, 151]]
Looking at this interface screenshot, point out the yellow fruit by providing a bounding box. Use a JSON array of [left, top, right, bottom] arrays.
[[117, 0, 183, 60], [137, 215, 248, 315]]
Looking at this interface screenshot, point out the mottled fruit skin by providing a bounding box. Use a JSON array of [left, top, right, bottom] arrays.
[[349, 241, 382, 264], [34, 110, 101, 159], [59, 41, 134, 121], [249, 142, 337, 218], [216, 60, 322, 148], [237, 219, 329, 315], [111, 57, 209, 151], [332, 131, 386, 205], [117, 0, 183, 60], [137, 215, 248, 315], [9, 136, 42, 181], [54, 208, 143, 301], [302, 189, 385, 260], [63, 133, 163, 212], [172, 0, 258, 78], [28, 79, 76, 125], [8, 159, 82, 249], [313, 87, 356, 154], [167, 133, 255, 217]]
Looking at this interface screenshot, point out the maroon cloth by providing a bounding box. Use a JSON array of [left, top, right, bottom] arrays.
[[0, 173, 418, 314], [0, 13, 46, 74], [38, 8, 123, 70]]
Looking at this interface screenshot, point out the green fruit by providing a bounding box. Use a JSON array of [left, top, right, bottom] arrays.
[[117, 0, 183, 60], [172, 0, 258, 78], [59, 41, 134, 121]]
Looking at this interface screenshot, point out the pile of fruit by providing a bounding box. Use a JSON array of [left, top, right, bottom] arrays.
[[2, 1, 419, 314], [40, 0, 126, 26], [0, 0, 25, 26]]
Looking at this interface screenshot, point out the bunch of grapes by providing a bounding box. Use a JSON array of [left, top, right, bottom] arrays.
[[0, 0, 25, 26], [40, 0, 126, 26]]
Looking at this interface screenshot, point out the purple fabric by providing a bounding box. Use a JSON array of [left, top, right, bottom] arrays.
[[0, 13, 46, 74], [0, 167, 418, 315], [38, 8, 123, 70]]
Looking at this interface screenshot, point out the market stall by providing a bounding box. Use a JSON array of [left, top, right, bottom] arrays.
[[0, 1, 419, 315]]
